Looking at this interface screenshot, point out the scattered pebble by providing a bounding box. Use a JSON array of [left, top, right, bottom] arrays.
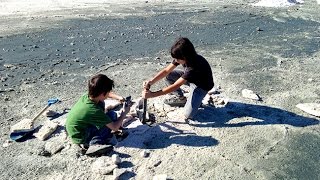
[[111, 154, 121, 165], [296, 103, 320, 117], [3, 64, 15, 68], [1, 77, 7, 82], [140, 150, 150, 158], [153, 160, 161, 167], [256, 27, 263, 31], [2, 140, 11, 148], [153, 174, 168, 180], [241, 89, 261, 101]]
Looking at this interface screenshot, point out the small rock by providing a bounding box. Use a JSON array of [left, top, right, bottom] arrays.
[[4, 64, 14, 68], [241, 89, 261, 101], [256, 27, 263, 31], [11, 118, 33, 132], [2, 140, 11, 148], [0, 77, 7, 82], [39, 150, 51, 157], [140, 150, 150, 158], [111, 154, 121, 165], [307, 78, 314, 82], [153, 174, 167, 180], [153, 160, 162, 167], [296, 103, 320, 117], [33, 121, 59, 141], [44, 141, 64, 155]]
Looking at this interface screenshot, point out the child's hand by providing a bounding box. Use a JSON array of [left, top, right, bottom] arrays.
[[142, 89, 152, 99], [143, 81, 151, 90], [119, 97, 125, 103], [122, 101, 132, 115]]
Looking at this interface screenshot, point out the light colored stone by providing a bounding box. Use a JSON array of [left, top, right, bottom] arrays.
[[91, 157, 117, 175], [140, 150, 150, 158], [296, 103, 320, 117], [241, 89, 261, 100], [2, 140, 11, 148], [153, 174, 168, 180], [44, 141, 64, 154], [33, 121, 59, 140], [111, 154, 121, 165], [10, 118, 33, 132]]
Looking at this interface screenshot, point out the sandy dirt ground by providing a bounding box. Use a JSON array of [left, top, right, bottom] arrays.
[[0, 0, 320, 179]]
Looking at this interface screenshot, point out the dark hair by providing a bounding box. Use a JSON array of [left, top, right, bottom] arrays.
[[170, 37, 197, 64], [88, 74, 114, 98]]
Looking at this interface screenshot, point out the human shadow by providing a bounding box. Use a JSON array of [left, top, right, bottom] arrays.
[[191, 101, 319, 128], [119, 123, 219, 149]]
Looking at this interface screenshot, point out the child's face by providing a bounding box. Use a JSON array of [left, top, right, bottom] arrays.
[[176, 59, 186, 65]]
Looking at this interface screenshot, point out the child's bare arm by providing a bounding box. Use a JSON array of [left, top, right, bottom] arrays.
[[107, 92, 125, 102], [146, 63, 177, 87]]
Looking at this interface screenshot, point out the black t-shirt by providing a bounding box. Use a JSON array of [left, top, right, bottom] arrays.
[[172, 55, 214, 91]]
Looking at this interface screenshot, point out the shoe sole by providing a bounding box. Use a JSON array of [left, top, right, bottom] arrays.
[[85, 145, 113, 156], [164, 102, 186, 107]]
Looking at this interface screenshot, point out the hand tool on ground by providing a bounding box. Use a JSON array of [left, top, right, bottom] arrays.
[[10, 98, 60, 141]]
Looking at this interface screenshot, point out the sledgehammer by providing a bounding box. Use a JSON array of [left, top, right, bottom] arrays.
[[141, 82, 150, 124]]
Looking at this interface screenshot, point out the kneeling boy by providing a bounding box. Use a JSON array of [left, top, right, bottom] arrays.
[[66, 74, 131, 156]]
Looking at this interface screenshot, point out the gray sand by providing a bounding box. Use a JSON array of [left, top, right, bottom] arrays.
[[0, 0, 319, 179]]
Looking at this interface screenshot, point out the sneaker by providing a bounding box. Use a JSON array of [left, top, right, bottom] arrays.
[[164, 96, 187, 107], [85, 144, 113, 157]]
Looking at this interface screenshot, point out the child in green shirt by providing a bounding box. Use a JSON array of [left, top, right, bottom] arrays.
[[66, 74, 131, 156]]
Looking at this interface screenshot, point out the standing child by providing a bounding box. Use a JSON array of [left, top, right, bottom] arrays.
[[142, 37, 214, 120], [66, 74, 131, 156]]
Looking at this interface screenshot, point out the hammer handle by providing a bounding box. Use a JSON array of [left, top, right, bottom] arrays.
[[142, 98, 147, 123]]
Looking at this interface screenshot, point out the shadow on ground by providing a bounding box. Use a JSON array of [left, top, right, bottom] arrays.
[[192, 101, 319, 128], [120, 123, 219, 149], [145, 123, 218, 149]]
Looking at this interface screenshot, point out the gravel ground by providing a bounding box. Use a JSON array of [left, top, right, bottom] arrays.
[[0, 0, 319, 179]]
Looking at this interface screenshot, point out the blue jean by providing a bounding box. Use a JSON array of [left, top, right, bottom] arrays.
[[166, 69, 208, 119], [84, 111, 117, 145]]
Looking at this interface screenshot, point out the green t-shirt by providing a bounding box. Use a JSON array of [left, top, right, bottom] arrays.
[[66, 93, 112, 144]]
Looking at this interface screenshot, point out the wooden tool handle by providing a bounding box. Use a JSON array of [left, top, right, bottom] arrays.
[[31, 104, 50, 123]]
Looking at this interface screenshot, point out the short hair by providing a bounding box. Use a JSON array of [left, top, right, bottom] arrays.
[[170, 37, 197, 64], [88, 74, 114, 98]]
